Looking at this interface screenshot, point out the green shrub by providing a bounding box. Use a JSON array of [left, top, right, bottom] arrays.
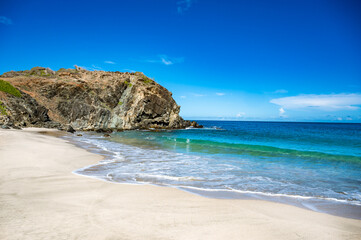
[[124, 81, 132, 87], [118, 101, 123, 105], [142, 76, 153, 84], [0, 101, 7, 115], [0, 80, 22, 97], [40, 70, 50, 76]]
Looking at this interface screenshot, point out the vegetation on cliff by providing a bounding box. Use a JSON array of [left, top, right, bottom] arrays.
[[0, 101, 7, 115]]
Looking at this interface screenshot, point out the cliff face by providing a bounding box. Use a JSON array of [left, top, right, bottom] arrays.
[[0, 67, 199, 131]]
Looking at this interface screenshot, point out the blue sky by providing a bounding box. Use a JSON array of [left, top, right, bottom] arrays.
[[1, 0, 360, 122]]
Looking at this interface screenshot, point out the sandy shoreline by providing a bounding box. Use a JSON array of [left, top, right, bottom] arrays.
[[0, 128, 360, 240]]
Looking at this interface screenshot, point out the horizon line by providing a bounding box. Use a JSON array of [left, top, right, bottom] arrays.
[[183, 119, 361, 124]]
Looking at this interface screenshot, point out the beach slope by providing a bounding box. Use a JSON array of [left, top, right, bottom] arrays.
[[0, 128, 360, 240]]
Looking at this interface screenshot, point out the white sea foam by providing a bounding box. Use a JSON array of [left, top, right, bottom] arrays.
[[66, 131, 361, 212], [184, 126, 224, 130], [135, 173, 203, 182]]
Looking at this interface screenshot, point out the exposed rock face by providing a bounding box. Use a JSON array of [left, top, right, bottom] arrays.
[[0, 90, 60, 129], [0, 67, 197, 131]]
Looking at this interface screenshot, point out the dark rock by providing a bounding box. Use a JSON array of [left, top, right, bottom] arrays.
[[0, 89, 56, 129], [96, 129, 112, 133], [66, 125, 76, 133], [103, 134, 111, 137], [77, 134, 83, 136], [190, 121, 203, 128], [43, 121, 62, 129]]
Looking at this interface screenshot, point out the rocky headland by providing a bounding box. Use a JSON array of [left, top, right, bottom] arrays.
[[0, 66, 201, 132]]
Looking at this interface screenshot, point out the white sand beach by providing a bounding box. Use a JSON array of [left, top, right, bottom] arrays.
[[0, 128, 360, 240]]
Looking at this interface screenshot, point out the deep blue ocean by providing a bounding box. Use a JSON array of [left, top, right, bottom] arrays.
[[70, 121, 361, 218]]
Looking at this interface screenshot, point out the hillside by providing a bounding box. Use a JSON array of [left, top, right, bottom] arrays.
[[0, 67, 200, 131]]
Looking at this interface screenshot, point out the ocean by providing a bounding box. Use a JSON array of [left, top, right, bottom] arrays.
[[67, 121, 361, 219]]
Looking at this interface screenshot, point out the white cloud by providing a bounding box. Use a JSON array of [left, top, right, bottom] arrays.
[[278, 107, 287, 118], [273, 89, 288, 94], [0, 16, 12, 25], [177, 0, 193, 14], [279, 107, 285, 115], [104, 61, 116, 64], [216, 92, 225, 96], [337, 117, 343, 121], [161, 56, 173, 65], [236, 112, 246, 118], [270, 93, 361, 111], [144, 55, 184, 65], [180, 96, 186, 99]]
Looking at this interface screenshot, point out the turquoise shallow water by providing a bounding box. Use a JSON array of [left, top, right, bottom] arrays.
[[70, 121, 361, 219]]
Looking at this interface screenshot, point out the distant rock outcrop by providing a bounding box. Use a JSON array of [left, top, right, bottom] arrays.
[[0, 67, 201, 131]]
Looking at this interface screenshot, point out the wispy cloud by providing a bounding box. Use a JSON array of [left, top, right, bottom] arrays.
[[216, 92, 225, 96], [177, 0, 193, 14], [180, 96, 187, 99], [236, 112, 246, 118], [0, 16, 12, 25], [104, 60, 116, 64], [161, 56, 173, 65], [270, 93, 361, 111], [144, 55, 184, 65], [273, 89, 288, 94], [91, 64, 103, 70]]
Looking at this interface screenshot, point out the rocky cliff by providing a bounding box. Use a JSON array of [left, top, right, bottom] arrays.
[[0, 67, 200, 131]]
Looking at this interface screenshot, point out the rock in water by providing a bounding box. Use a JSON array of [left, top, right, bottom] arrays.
[[190, 121, 203, 128], [0, 67, 194, 131]]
